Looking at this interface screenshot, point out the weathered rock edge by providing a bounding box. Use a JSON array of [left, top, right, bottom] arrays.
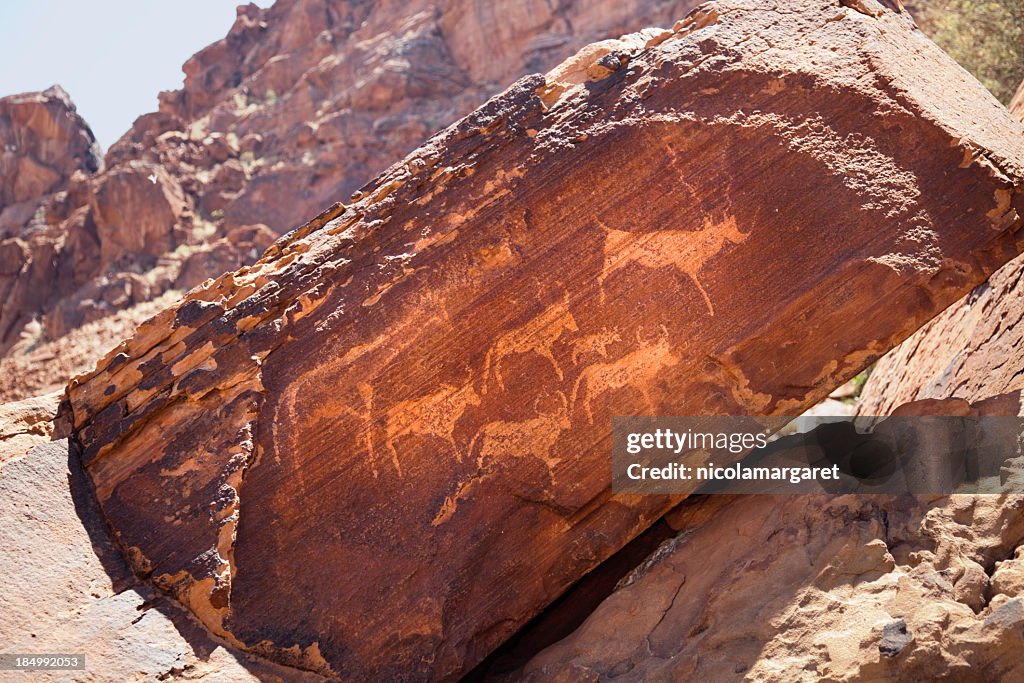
[[61, 1, 1024, 679], [859, 85, 1024, 415]]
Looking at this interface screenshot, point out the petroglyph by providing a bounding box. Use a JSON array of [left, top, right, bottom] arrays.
[[433, 392, 571, 526], [483, 294, 579, 393], [468, 392, 570, 470], [571, 330, 680, 423], [597, 214, 747, 314], [384, 383, 481, 475], [571, 329, 622, 365]]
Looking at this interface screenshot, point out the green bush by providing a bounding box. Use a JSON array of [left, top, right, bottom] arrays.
[[918, 0, 1024, 105]]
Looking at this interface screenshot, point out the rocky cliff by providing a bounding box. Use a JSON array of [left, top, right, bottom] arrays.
[[59, 1, 1024, 679], [0, 0, 700, 402]]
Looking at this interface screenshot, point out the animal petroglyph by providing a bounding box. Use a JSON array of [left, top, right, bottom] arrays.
[[571, 331, 680, 423], [597, 214, 747, 314], [385, 383, 481, 475], [433, 393, 571, 526], [571, 329, 622, 365], [467, 392, 571, 470], [483, 294, 579, 393]]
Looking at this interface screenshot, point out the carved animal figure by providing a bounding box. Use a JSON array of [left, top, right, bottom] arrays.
[[384, 382, 481, 474], [598, 214, 747, 314], [483, 294, 578, 393], [571, 331, 679, 423]]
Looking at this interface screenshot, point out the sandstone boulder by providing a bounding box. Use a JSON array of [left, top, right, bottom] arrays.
[[0, 85, 101, 209], [859, 84, 1024, 415], [89, 162, 189, 266], [62, 1, 1024, 679]]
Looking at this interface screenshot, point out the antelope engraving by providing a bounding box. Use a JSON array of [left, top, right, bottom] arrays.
[[597, 214, 747, 315], [571, 330, 680, 423], [433, 392, 571, 526], [384, 383, 481, 475], [467, 392, 571, 469], [483, 293, 579, 393]]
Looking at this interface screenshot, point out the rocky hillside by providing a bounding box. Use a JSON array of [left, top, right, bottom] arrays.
[[0, 0, 699, 402]]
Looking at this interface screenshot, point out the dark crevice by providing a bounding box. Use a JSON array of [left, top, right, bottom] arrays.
[[463, 516, 680, 681]]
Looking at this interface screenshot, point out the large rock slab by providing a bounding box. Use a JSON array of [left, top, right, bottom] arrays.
[[63, 1, 1024, 679], [859, 83, 1024, 415]]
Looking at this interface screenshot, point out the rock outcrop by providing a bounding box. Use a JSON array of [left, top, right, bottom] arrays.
[[0, 0, 700, 398], [0, 86, 104, 355], [859, 79, 1024, 415], [521, 431, 1024, 681], [60, 1, 1024, 679], [0, 85, 100, 214]]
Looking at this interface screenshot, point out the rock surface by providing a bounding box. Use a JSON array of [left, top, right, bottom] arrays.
[[0, 391, 59, 468], [522, 474, 1024, 681], [858, 250, 1024, 414], [0, 0, 700, 391], [859, 90, 1024, 415], [61, 1, 1024, 679], [0, 85, 100, 211], [0, 429, 326, 683]]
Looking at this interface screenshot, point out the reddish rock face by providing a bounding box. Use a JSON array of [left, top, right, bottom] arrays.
[[62, 1, 1024, 679], [0, 0, 701, 394], [859, 252, 1024, 414], [90, 163, 188, 267], [859, 84, 1024, 415], [0, 87, 103, 352], [0, 85, 100, 211]]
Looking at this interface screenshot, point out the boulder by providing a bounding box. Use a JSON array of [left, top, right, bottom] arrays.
[[89, 163, 188, 266], [0, 85, 101, 208], [61, 1, 1024, 679], [859, 84, 1024, 415]]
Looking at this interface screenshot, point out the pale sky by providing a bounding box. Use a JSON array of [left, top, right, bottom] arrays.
[[0, 1, 274, 151]]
